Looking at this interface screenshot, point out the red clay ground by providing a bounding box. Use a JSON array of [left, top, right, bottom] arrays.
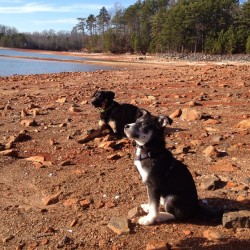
[[0, 54, 249, 250]]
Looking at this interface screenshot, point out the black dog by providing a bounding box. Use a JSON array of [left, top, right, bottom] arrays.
[[124, 109, 199, 225], [78, 90, 140, 143]]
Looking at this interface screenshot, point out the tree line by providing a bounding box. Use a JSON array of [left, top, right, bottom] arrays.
[[1, 0, 250, 54]]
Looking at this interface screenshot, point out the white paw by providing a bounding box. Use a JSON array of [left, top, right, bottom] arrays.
[[140, 204, 149, 213], [155, 212, 175, 223], [138, 215, 155, 226]]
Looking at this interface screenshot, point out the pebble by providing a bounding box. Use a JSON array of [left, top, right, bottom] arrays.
[[203, 229, 223, 241], [222, 210, 250, 229], [20, 119, 37, 127], [170, 109, 182, 118], [200, 174, 221, 190], [203, 145, 219, 158], [107, 217, 130, 235], [181, 108, 202, 121], [42, 191, 62, 206], [235, 119, 250, 129], [146, 240, 169, 250]]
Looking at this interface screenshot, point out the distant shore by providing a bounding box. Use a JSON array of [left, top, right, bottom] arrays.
[[1, 47, 249, 70]]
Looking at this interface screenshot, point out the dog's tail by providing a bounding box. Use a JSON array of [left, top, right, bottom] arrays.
[[196, 202, 239, 224]]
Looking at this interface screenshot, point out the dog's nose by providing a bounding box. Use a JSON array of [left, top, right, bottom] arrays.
[[124, 124, 130, 129]]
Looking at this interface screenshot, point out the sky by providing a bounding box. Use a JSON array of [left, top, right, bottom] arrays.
[[0, 0, 136, 33]]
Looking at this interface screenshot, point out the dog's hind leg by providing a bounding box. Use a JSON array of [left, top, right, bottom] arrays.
[[155, 212, 175, 223]]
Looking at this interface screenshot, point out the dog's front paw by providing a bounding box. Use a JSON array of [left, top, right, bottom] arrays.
[[140, 204, 149, 213], [138, 215, 155, 226]]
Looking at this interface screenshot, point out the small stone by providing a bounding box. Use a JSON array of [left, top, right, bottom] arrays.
[[203, 145, 219, 158], [170, 109, 182, 119], [203, 119, 220, 125], [79, 198, 92, 208], [42, 191, 62, 206], [200, 174, 221, 190], [2, 234, 14, 243], [26, 155, 45, 163], [69, 218, 78, 227], [98, 141, 116, 150], [60, 160, 72, 166], [0, 149, 18, 157], [203, 229, 223, 241], [127, 206, 143, 219], [56, 97, 67, 104], [20, 119, 37, 127], [107, 154, 121, 160], [174, 144, 191, 154], [105, 200, 116, 208], [107, 217, 130, 235], [69, 106, 81, 112], [63, 198, 78, 207], [8, 132, 31, 143], [146, 240, 169, 250], [181, 108, 202, 121], [235, 119, 250, 129], [222, 210, 250, 229]]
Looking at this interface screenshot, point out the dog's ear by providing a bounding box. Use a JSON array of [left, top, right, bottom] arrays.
[[158, 115, 173, 127], [106, 91, 115, 100], [136, 108, 151, 119]]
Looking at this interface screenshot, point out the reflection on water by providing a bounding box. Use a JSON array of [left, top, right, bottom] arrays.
[[0, 48, 114, 76]]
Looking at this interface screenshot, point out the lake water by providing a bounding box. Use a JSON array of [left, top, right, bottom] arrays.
[[0, 48, 114, 76]]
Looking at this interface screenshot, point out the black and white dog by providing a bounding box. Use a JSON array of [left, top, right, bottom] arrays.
[[124, 109, 199, 225]]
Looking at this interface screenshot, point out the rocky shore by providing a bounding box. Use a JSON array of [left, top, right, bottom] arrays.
[[0, 56, 249, 249]]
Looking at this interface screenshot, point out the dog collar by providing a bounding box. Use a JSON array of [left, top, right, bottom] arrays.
[[135, 144, 175, 172], [135, 145, 163, 161], [99, 102, 115, 113]]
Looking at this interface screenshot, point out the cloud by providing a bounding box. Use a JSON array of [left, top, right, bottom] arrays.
[[0, 2, 113, 14], [33, 18, 77, 25]]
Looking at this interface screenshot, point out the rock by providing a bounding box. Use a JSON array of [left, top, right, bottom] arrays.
[[200, 174, 221, 190], [105, 200, 116, 208], [21, 109, 28, 117], [98, 141, 116, 150], [107, 217, 130, 235], [203, 229, 223, 241], [107, 154, 121, 160], [8, 131, 31, 143], [56, 97, 67, 104], [235, 119, 250, 129], [127, 206, 143, 219], [20, 119, 37, 127], [63, 198, 78, 207], [26, 155, 45, 163], [69, 106, 81, 112], [42, 191, 62, 206], [79, 198, 92, 208], [170, 109, 182, 119], [146, 240, 169, 250], [174, 144, 191, 154], [203, 119, 220, 125], [187, 100, 199, 107], [181, 108, 202, 121], [0, 149, 18, 157], [60, 160, 72, 166], [2, 234, 14, 243], [210, 159, 239, 172], [222, 210, 250, 229], [203, 145, 219, 158]]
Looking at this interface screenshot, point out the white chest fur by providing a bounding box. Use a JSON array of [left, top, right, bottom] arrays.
[[134, 147, 148, 183]]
